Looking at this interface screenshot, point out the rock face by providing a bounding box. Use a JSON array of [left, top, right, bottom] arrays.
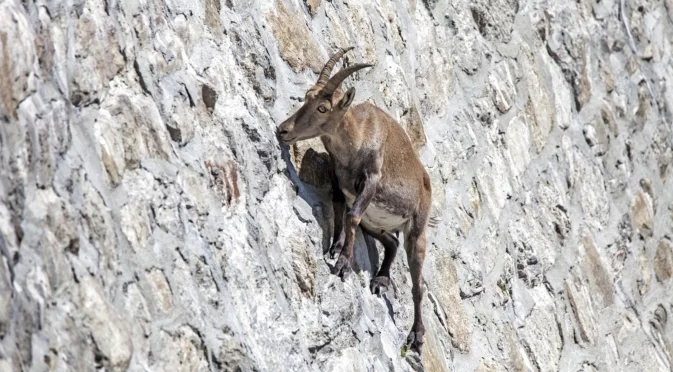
[[1, 0, 673, 370]]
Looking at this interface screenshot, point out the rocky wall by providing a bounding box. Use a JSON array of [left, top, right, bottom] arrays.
[[1, 0, 673, 371]]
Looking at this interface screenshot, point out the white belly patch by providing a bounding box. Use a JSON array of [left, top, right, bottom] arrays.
[[342, 190, 408, 232]]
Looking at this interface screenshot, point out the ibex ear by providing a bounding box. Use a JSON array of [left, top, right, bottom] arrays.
[[338, 87, 356, 109]]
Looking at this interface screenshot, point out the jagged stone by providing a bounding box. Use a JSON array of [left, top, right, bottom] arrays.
[[267, 0, 323, 73], [504, 113, 532, 181], [476, 152, 512, 219], [654, 239, 673, 282], [80, 277, 133, 371], [489, 61, 517, 113], [429, 250, 472, 353], [146, 268, 174, 313], [580, 233, 614, 309], [518, 290, 563, 372], [2, 0, 673, 370], [305, 0, 321, 15], [0, 258, 10, 339], [565, 275, 598, 345], [632, 190, 654, 238], [523, 55, 554, 152]]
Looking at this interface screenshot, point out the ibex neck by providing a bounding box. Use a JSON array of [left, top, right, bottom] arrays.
[[322, 110, 363, 156]]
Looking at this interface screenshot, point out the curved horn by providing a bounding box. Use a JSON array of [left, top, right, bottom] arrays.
[[316, 47, 354, 87], [321, 63, 374, 95]]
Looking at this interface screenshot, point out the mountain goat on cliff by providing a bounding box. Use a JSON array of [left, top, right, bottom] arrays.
[[278, 47, 434, 354]]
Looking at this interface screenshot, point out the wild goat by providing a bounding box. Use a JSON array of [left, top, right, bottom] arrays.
[[278, 48, 433, 354]]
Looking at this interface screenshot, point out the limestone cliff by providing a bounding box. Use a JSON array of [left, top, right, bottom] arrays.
[[1, 0, 673, 370]]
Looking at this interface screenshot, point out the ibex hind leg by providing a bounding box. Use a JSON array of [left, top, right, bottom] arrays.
[[328, 159, 347, 258], [329, 213, 346, 259], [361, 226, 399, 295], [404, 216, 428, 354]]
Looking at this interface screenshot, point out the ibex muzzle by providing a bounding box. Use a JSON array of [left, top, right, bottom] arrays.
[[277, 93, 353, 144], [278, 48, 433, 355]]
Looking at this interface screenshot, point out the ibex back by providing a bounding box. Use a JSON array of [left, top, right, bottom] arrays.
[[278, 47, 433, 354]]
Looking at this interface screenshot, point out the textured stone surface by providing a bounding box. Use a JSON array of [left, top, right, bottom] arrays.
[[654, 239, 673, 282], [1, 0, 673, 371]]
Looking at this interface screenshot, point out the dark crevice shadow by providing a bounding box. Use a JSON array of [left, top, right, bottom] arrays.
[[382, 293, 396, 325], [279, 144, 373, 276], [280, 143, 332, 253], [364, 233, 379, 279]]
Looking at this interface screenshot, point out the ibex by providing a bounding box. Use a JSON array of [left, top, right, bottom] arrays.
[[278, 47, 433, 354]]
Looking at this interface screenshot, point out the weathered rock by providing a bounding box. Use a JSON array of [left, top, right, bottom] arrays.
[[504, 113, 532, 181], [70, 0, 125, 106], [580, 233, 614, 309], [146, 268, 174, 313], [654, 239, 673, 282], [23, 189, 78, 289], [151, 326, 210, 371], [202, 84, 218, 113], [631, 190, 654, 238], [80, 276, 133, 371], [2, 0, 673, 370], [488, 61, 517, 113], [565, 274, 598, 345], [0, 258, 10, 338], [267, 0, 323, 73], [509, 212, 556, 288], [427, 250, 472, 353], [518, 289, 563, 372], [0, 2, 38, 119], [401, 105, 427, 152], [476, 152, 512, 219], [523, 55, 554, 152], [469, 0, 518, 43], [564, 137, 610, 230], [305, 0, 321, 15], [414, 6, 454, 115]]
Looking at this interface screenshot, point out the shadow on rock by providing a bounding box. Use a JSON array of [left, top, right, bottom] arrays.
[[279, 144, 379, 278]]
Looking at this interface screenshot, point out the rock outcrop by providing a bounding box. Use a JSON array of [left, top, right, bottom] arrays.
[[1, 0, 672, 370]]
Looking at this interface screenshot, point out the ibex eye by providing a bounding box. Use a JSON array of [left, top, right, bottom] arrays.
[[318, 106, 328, 113]]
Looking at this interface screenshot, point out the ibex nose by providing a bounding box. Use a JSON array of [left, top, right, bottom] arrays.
[[277, 119, 294, 142]]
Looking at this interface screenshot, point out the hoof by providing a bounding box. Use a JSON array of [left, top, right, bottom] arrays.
[[331, 254, 352, 278], [405, 329, 425, 355], [370, 276, 391, 295], [328, 240, 343, 259]]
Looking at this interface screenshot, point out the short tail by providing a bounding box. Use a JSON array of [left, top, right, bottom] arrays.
[[428, 215, 441, 228]]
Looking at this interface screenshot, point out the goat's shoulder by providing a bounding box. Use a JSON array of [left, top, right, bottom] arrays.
[[351, 102, 394, 122], [348, 103, 418, 162]]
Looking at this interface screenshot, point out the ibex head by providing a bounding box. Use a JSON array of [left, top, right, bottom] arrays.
[[278, 47, 373, 144]]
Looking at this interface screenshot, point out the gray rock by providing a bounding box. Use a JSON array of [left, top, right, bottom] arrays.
[[654, 239, 673, 282], [1, 0, 673, 370], [80, 276, 133, 371], [0, 258, 10, 338]]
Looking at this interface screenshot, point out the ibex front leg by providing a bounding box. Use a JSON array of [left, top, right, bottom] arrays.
[[331, 171, 380, 277], [329, 155, 346, 258]]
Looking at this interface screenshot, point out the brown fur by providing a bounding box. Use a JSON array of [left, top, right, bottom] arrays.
[[278, 49, 432, 354]]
